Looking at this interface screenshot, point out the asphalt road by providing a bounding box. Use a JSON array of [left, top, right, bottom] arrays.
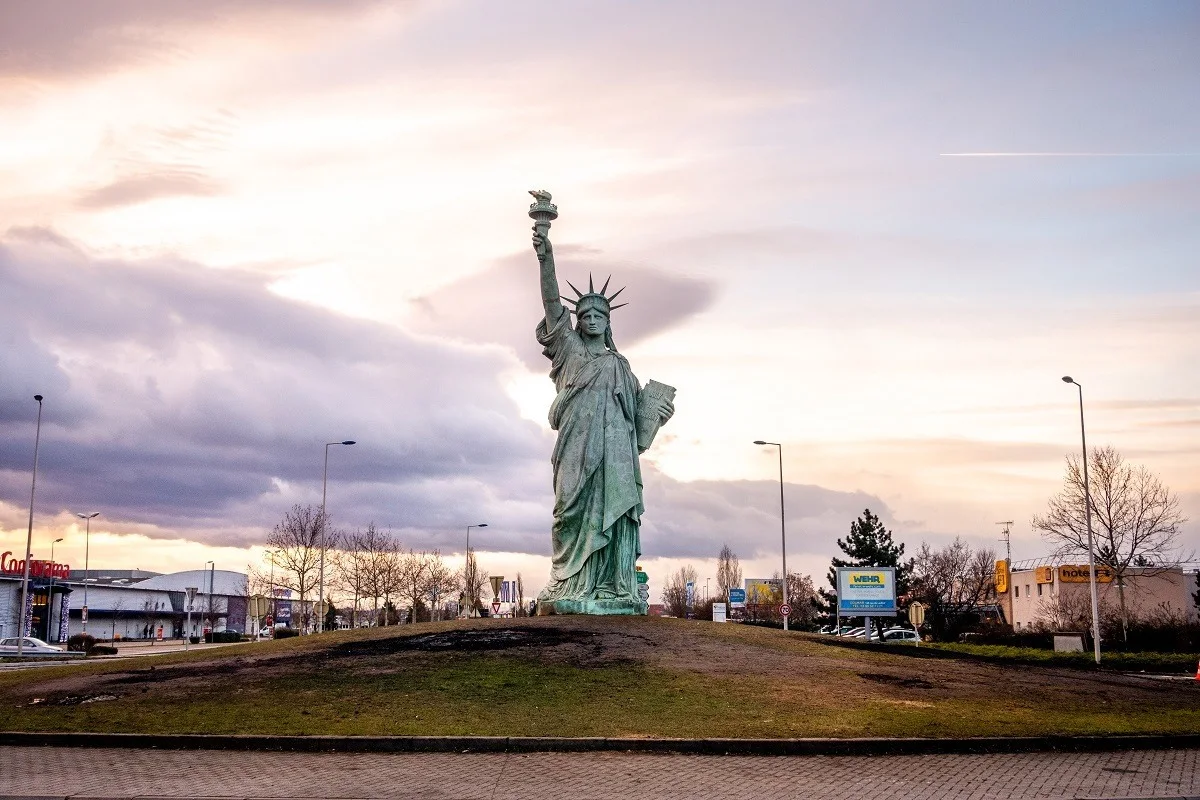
[[0, 745, 1197, 799]]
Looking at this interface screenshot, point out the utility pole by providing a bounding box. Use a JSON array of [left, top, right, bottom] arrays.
[[996, 521, 1014, 565]]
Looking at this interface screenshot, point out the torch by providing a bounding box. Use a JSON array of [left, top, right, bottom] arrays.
[[528, 189, 558, 260]]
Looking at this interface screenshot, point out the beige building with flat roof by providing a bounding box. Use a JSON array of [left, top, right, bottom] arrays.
[[1003, 563, 1195, 632]]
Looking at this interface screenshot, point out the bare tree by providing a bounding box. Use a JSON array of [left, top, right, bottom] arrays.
[[332, 527, 375, 628], [459, 548, 489, 617], [266, 504, 325, 633], [909, 538, 998, 641], [716, 544, 742, 603], [1033, 445, 1189, 641], [781, 571, 821, 628], [424, 552, 457, 622], [515, 572, 526, 617], [397, 549, 442, 623], [661, 565, 698, 618], [350, 524, 403, 626]]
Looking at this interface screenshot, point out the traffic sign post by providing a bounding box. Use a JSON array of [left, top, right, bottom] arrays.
[[908, 601, 925, 646], [491, 600, 501, 616], [779, 603, 791, 618]]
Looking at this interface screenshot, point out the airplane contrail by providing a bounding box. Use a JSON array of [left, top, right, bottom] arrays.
[[940, 152, 1199, 157]]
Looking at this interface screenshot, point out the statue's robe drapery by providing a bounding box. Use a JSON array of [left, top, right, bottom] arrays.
[[536, 311, 644, 607]]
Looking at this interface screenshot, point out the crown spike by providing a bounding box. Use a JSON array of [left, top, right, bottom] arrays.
[[607, 286, 626, 302], [600, 274, 612, 294], [610, 303, 628, 310], [560, 296, 578, 305], [588, 273, 595, 293], [565, 280, 584, 298]]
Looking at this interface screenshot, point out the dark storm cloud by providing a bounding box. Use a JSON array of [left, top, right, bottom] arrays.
[[0, 0, 397, 78], [407, 245, 717, 369], [0, 227, 551, 544], [641, 469, 892, 562], [0, 228, 883, 562]]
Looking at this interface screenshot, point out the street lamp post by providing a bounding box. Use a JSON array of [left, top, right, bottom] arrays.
[[1062, 376, 1102, 665], [754, 440, 790, 631], [75, 512, 100, 634], [319, 440, 356, 633], [205, 560, 215, 639], [464, 523, 488, 618], [17, 395, 45, 658], [46, 537, 63, 642]]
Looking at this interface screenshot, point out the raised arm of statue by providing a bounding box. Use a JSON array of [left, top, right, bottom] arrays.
[[534, 228, 565, 325]]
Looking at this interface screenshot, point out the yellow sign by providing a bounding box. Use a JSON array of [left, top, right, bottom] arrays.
[[1035, 566, 1055, 584], [994, 560, 1009, 594], [1058, 565, 1114, 583]]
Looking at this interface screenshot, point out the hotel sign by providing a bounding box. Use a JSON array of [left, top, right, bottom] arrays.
[[836, 567, 898, 615], [1058, 565, 1114, 583], [994, 560, 1009, 594]]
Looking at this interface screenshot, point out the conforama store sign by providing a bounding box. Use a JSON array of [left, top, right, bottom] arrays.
[[0, 552, 70, 579]]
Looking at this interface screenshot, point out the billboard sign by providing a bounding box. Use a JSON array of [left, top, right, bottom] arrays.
[[728, 588, 746, 608], [744, 578, 781, 605], [994, 560, 1009, 594], [836, 567, 898, 615]]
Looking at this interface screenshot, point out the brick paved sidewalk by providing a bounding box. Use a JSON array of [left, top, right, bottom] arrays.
[[0, 746, 1197, 800]]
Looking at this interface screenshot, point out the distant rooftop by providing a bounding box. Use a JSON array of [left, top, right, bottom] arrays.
[[66, 569, 162, 584]]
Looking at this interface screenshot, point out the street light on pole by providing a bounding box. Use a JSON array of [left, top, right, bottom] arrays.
[[464, 523, 488, 618], [204, 560, 215, 639], [753, 440, 790, 631], [46, 537, 63, 642], [319, 440, 356, 633], [17, 395, 45, 658], [1062, 376, 1102, 665], [75, 512, 99, 634]]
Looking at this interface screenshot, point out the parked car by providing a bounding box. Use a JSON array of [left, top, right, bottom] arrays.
[[817, 625, 837, 635], [839, 627, 866, 638], [256, 628, 273, 640], [883, 629, 920, 643], [0, 636, 65, 655]]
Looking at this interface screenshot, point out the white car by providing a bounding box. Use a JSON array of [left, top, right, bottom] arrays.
[[0, 636, 65, 655], [883, 629, 920, 643]]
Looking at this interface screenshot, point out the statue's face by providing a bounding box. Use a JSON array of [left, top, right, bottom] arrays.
[[578, 307, 609, 337]]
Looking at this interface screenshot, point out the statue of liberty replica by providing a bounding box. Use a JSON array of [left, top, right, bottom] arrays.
[[529, 190, 675, 615]]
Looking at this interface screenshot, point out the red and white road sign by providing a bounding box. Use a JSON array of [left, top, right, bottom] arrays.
[[491, 600, 501, 615], [779, 603, 792, 616]]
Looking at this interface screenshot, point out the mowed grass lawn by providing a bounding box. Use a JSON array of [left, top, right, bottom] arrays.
[[1, 617, 1196, 739]]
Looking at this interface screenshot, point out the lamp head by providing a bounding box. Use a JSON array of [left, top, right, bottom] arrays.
[[1062, 376, 1074, 384], [34, 394, 43, 402], [478, 523, 488, 528], [342, 440, 356, 445], [753, 440, 767, 445], [53, 537, 63, 543]]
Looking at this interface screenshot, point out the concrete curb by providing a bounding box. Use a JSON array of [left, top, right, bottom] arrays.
[[1, 731, 1199, 755]]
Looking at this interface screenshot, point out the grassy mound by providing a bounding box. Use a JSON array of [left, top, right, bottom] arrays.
[[1, 616, 1196, 738]]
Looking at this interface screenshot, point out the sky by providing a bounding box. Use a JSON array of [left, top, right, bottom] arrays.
[[1, 0, 1198, 603]]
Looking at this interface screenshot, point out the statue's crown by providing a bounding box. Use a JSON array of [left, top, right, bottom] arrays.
[[562, 274, 626, 316]]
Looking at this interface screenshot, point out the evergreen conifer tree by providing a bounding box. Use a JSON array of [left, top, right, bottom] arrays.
[[819, 508, 910, 614]]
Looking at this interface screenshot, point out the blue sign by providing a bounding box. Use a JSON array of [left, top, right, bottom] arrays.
[[728, 588, 746, 608]]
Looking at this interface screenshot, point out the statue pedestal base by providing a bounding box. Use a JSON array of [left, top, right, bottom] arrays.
[[537, 597, 648, 616]]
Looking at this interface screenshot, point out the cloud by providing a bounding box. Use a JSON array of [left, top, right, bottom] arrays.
[[406, 245, 717, 369], [0, 0, 397, 78], [0, 228, 551, 546], [76, 171, 223, 209]]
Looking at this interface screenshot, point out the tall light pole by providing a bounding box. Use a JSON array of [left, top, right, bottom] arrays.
[[17, 395, 45, 658], [45, 537, 64, 642], [75, 512, 100, 634], [1062, 376, 1102, 664], [754, 440, 789, 631], [205, 560, 215, 638], [464, 523, 488, 618], [318, 440, 356, 633]]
